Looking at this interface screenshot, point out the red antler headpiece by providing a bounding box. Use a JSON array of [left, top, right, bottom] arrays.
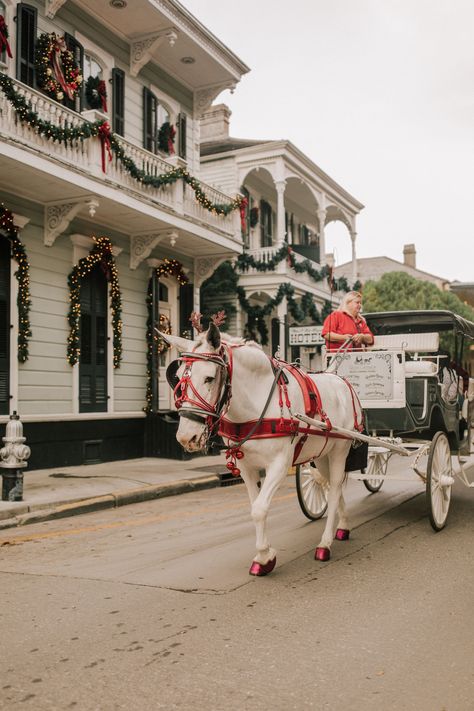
[[211, 310, 226, 328], [189, 311, 203, 333]]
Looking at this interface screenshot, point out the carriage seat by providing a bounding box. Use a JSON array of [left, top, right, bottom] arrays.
[[369, 332, 439, 378]]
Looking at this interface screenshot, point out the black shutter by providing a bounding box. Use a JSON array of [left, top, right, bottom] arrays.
[[143, 87, 157, 153], [64, 33, 83, 112], [112, 67, 125, 136], [177, 112, 187, 159], [0, 237, 10, 415], [260, 200, 272, 247], [16, 3, 37, 87], [180, 283, 194, 337], [79, 265, 108, 413]]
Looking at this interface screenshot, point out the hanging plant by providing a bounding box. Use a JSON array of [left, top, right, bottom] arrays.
[[0, 205, 32, 362], [157, 121, 176, 154], [249, 206, 259, 228], [67, 236, 122, 368], [85, 75, 107, 112], [35, 33, 82, 102], [0, 15, 12, 59]]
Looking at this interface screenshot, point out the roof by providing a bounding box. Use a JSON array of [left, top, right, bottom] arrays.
[[335, 257, 449, 285], [364, 310, 474, 340], [200, 137, 275, 156]]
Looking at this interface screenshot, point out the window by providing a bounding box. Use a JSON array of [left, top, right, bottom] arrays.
[[83, 54, 102, 82], [299, 224, 311, 246], [79, 265, 108, 413], [64, 33, 84, 112], [143, 87, 171, 154], [0, 236, 10, 415], [16, 3, 37, 87], [260, 200, 273, 247], [112, 67, 125, 136], [177, 112, 187, 160]]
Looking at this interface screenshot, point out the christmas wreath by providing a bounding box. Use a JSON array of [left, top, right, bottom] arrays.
[[0, 15, 13, 59], [250, 206, 259, 228], [85, 75, 107, 112], [35, 32, 82, 102], [158, 121, 176, 154]]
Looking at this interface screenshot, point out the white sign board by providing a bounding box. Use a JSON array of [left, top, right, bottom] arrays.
[[289, 325, 324, 346], [325, 350, 406, 408]]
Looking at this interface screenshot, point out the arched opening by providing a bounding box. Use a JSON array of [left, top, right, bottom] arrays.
[[240, 167, 277, 250]]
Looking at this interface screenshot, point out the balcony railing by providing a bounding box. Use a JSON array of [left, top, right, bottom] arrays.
[[0, 78, 238, 239], [240, 244, 326, 288]]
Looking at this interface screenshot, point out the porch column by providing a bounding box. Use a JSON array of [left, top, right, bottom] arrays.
[[317, 208, 327, 263], [350, 231, 357, 284], [275, 180, 286, 247], [277, 298, 287, 360]]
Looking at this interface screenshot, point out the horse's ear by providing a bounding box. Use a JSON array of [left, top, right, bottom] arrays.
[[156, 330, 195, 352], [206, 322, 221, 350]]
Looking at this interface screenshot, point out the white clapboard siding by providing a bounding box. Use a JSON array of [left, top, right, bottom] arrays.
[[200, 157, 238, 196]]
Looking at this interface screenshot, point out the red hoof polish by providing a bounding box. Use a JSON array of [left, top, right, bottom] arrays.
[[315, 547, 331, 561], [335, 528, 350, 541], [249, 557, 276, 576]]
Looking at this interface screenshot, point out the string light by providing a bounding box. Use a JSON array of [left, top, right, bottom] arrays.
[[0, 205, 32, 362]]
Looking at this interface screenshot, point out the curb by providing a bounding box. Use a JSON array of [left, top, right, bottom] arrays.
[[0, 474, 221, 531]]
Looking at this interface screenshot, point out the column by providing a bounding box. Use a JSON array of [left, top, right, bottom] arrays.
[[317, 208, 327, 263], [275, 180, 286, 247], [277, 298, 287, 360], [350, 231, 357, 284]]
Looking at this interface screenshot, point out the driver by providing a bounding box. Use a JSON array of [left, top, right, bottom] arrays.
[[322, 291, 374, 351]]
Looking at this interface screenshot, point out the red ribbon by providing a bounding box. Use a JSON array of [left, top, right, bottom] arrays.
[[239, 197, 248, 232], [49, 36, 75, 100], [168, 125, 176, 155], [0, 16, 12, 59], [98, 80, 108, 113], [98, 121, 113, 173]]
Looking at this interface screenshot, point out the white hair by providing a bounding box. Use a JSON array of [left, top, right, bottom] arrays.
[[337, 290, 362, 313]]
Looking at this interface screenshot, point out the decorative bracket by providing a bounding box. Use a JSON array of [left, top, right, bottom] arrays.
[[194, 82, 237, 119], [194, 254, 231, 287], [130, 29, 179, 77], [44, 197, 100, 247], [129, 232, 168, 270], [45, 0, 66, 18], [12, 214, 30, 230]]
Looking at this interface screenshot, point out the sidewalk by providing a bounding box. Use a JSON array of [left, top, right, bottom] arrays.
[[0, 453, 233, 530]]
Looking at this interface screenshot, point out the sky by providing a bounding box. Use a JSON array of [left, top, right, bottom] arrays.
[[182, 0, 473, 282]]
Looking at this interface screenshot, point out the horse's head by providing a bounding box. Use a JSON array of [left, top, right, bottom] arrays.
[[160, 323, 229, 452]]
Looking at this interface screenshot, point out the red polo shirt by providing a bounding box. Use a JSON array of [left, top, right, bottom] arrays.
[[321, 311, 374, 351]]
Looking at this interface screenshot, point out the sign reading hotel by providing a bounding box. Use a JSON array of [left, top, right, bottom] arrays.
[[289, 325, 325, 346]]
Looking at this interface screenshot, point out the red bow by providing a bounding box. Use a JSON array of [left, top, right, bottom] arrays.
[[98, 121, 113, 173], [49, 35, 75, 100], [239, 196, 248, 233], [168, 125, 176, 155], [0, 16, 12, 59], [98, 80, 108, 113]]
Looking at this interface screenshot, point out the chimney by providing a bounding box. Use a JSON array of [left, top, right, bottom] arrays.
[[403, 243, 416, 269], [200, 104, 231, 142]]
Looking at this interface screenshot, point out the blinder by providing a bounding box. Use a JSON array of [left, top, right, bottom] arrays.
[[166, 359, 180, 389]]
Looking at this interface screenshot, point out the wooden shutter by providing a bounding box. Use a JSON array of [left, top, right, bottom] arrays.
[[112, 67, 125, 136], [177, 112, 187, 159], [260, 200, 272, 247], [79, 265, 108, 413], [64, 33, 84, 112], [0, 237, 10, 415], [180, 283, 194, 337], [16, 3, 37, 87], [143, 87, 157, 153]]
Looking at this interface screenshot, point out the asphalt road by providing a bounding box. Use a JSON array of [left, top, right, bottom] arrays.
[[1, 464, 473, 710]]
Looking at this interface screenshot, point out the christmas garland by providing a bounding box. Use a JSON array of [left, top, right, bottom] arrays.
[[144, 260, 188, 412], [158, 121, 176, 155], [67, 236, 122, 368], [35, 33, 82, 102], [0, 205, 32, 362], [85, 75, 107, 112], [0, 73, 246, 217], [0, 15, 12, 59]]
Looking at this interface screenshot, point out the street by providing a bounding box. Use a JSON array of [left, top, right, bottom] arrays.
[[1, 469, 474, 710]]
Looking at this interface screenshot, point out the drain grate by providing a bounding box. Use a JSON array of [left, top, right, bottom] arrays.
[[217, 470, 243, 487]]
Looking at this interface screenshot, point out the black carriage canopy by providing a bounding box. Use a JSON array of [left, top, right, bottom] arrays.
[[364, 310, 474, 340]]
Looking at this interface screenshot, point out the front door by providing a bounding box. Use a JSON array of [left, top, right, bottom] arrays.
[[158, 303, 172, 411]]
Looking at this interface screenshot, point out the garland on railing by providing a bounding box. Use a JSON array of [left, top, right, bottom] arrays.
[[0, 205, 32, 362], [236, 243, 350, 292], [0, 73, 246, 217], [144, 260, 188, 412], [67, 236, 122, 368]]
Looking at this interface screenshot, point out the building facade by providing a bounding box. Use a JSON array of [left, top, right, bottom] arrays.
[[0, 0, 249, 467]]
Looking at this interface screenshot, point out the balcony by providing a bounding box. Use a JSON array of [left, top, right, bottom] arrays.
[[0, 77, 239, 242]]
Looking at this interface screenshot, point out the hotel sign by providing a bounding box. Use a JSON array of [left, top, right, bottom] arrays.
[[289, 325, 325, 346]]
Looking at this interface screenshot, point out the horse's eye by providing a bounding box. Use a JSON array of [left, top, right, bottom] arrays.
[[204, 376, 214, 385]]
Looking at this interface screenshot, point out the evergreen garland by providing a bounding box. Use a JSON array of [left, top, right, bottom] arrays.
[[0, 73, 246, 217], [0, 205, 32, 362], [85, 75, 107, 112], [67, 236, 122, 368], [157, 121, 176, 154], [35, 33, 82, 102]]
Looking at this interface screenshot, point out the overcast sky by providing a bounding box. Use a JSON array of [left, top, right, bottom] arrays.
[[183, 0, 473, 282]]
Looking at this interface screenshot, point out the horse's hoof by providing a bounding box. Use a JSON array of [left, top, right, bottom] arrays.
[[315, 547, 331, 561], [335, 528, 350, 541], [249, 557, 276, 576]]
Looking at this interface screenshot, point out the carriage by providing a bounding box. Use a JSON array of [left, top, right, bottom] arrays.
[[296, 309, 474, 532]]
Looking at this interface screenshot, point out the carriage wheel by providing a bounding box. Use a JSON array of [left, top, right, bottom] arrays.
[[295, 463, 328, 521], [426, 431, 453, 532], [363, 451, 389, 493]]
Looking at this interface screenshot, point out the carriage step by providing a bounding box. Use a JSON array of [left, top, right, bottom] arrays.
[[217, 471, 244, 487]]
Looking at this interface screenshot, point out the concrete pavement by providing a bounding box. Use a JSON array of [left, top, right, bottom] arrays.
[[0, 452, 234, 530]]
